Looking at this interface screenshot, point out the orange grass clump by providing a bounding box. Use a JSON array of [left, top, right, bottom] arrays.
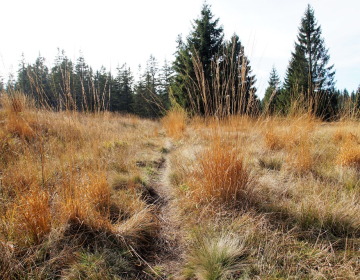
[[4, 188, 51, 246], [188, 140, 249, 206], [162, 109, 187, 138], [336, 141, 360, 167], [287, 136, 313, 174], [264, 130, 286, 150], [334, 129, 360, 167]]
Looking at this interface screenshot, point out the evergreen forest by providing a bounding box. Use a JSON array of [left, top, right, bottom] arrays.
[[2, 3, 359, 119]]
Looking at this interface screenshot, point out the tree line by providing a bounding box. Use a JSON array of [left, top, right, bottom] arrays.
[[2, 50, 172, 117], [1, 3, 359, 119]]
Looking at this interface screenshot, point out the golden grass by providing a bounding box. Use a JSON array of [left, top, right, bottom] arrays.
[[162, 108, 187, 139], [165, 113, 360, 278], [2, 92, 360, 278], [0, 93, 161, 278], [186, 139, 249, 207]]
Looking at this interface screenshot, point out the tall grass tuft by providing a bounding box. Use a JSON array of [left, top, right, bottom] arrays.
[[4, 187, 51, 246], [162, 108, 187, 139], [187, 139, 249, 207]]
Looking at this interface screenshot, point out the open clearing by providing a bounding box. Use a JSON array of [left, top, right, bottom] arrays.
[[1, 96, 360, 279]]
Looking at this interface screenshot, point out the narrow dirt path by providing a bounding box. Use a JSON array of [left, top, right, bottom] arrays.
[[146, 139, 185, 279]]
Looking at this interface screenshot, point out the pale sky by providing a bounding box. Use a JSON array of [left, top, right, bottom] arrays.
[[1, 0, 359, 98]]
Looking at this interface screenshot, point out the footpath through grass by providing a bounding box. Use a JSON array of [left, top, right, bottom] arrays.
[[1, 95, 360, 279]]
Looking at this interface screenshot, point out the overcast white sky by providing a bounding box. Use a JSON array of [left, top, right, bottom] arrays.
[[1, 0, 359, 98]]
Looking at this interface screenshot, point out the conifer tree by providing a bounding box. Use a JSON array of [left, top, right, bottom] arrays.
[[219, 34, 258, 115], [281, 4, 335, 117], [263, 66, 280, 114], [50, 49, 75, 110], [93, 66, 110, 112], [74, 53, 91, 111], [134, 56, 162, 118], [159, 59, 173, 110], [15, 54, 32, 96], [172, 2, 224, 114], [113, 64, 134, 113], [29, 55, 53, 107]]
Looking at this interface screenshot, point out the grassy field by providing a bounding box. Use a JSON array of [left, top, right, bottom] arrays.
[[1, 94, 360, 279]]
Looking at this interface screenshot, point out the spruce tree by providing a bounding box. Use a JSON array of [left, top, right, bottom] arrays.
[[263, 66, 280, 114], [15, 54, 32, 96], [50, 49, 75, 110], [282, 4, 335, 117], [74, 53, 91, 111], [93, 66, 110, 112], [159, 59, 173, 110], [113, 64, 134, 113], [133, 56, 162, 118], [355, 85, 360, 114], [30, 55, 53, 107], [172, 3, 224, 115], [219, 34, 258, 115]]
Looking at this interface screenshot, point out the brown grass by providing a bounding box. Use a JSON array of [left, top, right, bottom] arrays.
[[162, 108, 187, 139], [2, 92, 360, 278], [0, 93, 160, 278], [186, 138, 250, 207]]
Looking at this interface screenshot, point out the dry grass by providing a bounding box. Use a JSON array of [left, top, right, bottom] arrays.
[[162, 108, 187, 139], [186, 139, 249, 207], [164, 113, 360, 278], [2, 92, 360, 278], [0, 93, 161, 278]]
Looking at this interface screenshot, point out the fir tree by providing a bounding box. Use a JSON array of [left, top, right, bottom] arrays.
[[50, 49, 75, 110], [172, 2, 224, 115], [134, 56, 161, 118], [219, 34, 258, 115], [15, 54, 32, 96], [263, 66, 280, 114], [74, 52, 91, 111], [93, 66, 110, 112], [282, 4, 335, 117], [159, 59, 173, 110], [29, 54, 53, 107], [113, 64, 134, 113]]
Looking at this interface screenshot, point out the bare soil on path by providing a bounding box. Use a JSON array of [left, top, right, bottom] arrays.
[[143, 139, 185, 279]]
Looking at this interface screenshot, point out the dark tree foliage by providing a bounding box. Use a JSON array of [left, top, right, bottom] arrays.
[[219, 34, 258, 115], [50, 49, 75, 110], [113, 64, 134, 113], [281, 5, 336, 118], [172, 3, 224, 114], [93, 66, 111, 112], [15, 54, 32, 97], [24, 55, 54, 108], [159, 59, 173, 110], [262, 66, 280, 114], [354, 85, 360, 114], [74, 53, 92, 111], [9, 50, 174, 118], [172, 3, 258, 116], [134, 56, 162, 118]]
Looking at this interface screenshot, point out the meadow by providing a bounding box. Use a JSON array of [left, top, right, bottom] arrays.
[[1, 94, 360, 279]]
